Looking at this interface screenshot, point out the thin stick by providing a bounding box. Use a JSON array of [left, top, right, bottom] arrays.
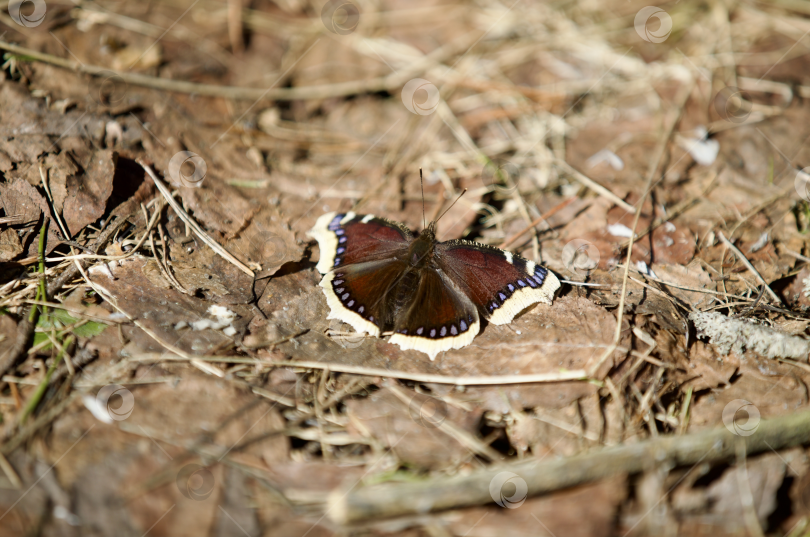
[[137, 160, 253, 277], [328, 408, 810, 524], [717, 231, 782, 305], [129, 353, 587, 386], [678, 387, 693, 435]]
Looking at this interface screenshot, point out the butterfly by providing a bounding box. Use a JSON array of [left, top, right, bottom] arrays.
[[307, 208, 560, 360]]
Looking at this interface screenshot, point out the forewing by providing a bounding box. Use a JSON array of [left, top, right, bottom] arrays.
[[435, 240, 560, 325], [307, 211, 412, 273]]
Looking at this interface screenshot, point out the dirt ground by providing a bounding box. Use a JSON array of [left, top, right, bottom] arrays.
[[2, 0, 810, 535]]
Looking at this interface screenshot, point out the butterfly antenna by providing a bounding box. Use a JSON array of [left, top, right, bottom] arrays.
[[420, 168, 426, 230], [435, 188, 467, 225]]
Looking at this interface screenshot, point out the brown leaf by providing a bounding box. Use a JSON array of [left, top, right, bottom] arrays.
[[42, 152, 80, 214], [224, 204, 303, 276], [651, 261, 714, 309], [88, 257, 252, 354], [0, 176, 61, 257], [0, 176, 48, 226], [142, 259, 231, 297], [178, 183, 255, 237], [0, 313, 18, 361], [0, 228, 23, 261], [62, 149, 116, 237]]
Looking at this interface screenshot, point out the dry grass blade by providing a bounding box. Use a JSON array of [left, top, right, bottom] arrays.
[[717, 231, 782, 305], [130, 353, 588, 385], [138, 160, 254, 277]]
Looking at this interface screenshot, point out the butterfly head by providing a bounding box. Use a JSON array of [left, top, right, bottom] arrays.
[[409, 227, 436, 267]]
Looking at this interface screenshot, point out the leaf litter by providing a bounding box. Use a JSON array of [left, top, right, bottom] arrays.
[[1, 1, 810, 536]]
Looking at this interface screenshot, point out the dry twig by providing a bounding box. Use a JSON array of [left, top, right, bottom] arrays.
[[328, 408, 810, 523]]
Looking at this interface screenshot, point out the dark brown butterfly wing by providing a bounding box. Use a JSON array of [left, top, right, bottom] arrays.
[[388, 267, 480, 360], [320, 259, 409, 336], [435, 239, 560, 324]]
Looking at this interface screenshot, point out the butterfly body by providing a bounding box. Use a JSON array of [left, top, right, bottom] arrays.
[[308, 211, 560, 359]]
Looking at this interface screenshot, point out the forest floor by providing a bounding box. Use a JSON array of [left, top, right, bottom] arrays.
[[2, 0, 810, 536]]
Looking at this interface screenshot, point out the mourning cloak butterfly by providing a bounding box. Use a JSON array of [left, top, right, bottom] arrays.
[[307, 209, 560, 359]]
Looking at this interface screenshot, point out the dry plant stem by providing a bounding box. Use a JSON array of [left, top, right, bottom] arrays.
[[46, 209, 159, 263], [717, 231, 782, 305], [0, 217, 49, 383], [619, 170, 719, 249], [783, 249, 810, 264], [328, 408, 810, 524], [150, 229, 189, 293], [678, 387, 693, 435], [387, 383, 502, 461], [20, 336, 74, 425], [20, 301, 124, 324], [0, 451, 22, 489], [589, 81, 695, 377], [146, 202, 190, 295], [0, 32, 472, 101], [130, 353, 587, 385], [138, 160, 254, 277]]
